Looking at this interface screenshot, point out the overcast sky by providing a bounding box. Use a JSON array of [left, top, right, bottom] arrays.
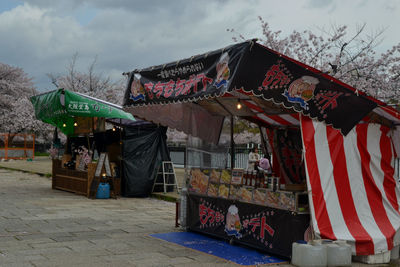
[[0, 0, 399, 92]]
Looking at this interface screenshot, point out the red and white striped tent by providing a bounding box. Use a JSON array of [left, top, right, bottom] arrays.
[[123, 40, 400, 255]]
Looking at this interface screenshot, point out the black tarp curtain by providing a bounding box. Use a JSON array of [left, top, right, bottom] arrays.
[[122, 124, 170, 197]]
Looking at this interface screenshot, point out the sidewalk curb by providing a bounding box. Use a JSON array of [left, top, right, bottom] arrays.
[[151, 192, 179, 203], [0, 165, 52, 178]]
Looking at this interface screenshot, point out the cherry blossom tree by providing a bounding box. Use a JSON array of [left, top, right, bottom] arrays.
[[225, 20, 400, 145], [231, 18, 400, 104], [0, 62, 52, 139]]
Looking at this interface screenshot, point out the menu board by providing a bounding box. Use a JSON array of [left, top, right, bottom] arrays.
[[209, 169, 221, 183], [231, 169, 244, 185], [218, 183, 229, 198], [220, 169, 232, 184], [187, 167, 303, 212], [265, 190, 296, 211], [237, 186, 253, 203], [228, 185, 240, 200], [188, 168, 209, 194], [207, 182, 219, 197], [253, 188, 267, 205], [279, 191, 296, 211]]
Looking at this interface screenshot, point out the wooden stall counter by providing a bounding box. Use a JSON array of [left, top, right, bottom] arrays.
[[52, 159, 120, 198]]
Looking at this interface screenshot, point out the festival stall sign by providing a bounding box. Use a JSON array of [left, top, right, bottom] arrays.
[[31, 89, 135, 135], [187, 194, 309, 258], [124, 39, 378, 135]]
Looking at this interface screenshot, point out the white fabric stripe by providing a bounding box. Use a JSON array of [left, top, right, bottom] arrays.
[[390, 126, 400, 159], [312, 120, 355, 248], [300, 116, 320, 236], [374, 107, 400, 124], [367, 124, 400, 250], [256, 113, 282, 126], [280, 114, 299, 125], [343, 124, 387, 253]]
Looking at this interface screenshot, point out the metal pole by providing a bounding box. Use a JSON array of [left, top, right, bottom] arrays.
[[230, 115, 235, 169]]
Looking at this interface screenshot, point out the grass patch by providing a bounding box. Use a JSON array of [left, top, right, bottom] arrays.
[[35, 152, 49, 157]]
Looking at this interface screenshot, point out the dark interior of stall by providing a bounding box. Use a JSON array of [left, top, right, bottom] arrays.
[[62, 122, 171, 197]]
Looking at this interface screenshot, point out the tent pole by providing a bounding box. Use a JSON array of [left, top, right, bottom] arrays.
[[230, 115, 235, 169], [214, 98, 235, 169]]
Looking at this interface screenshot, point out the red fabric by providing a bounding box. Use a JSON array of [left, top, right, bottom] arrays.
[[301, 115, 400, 255]]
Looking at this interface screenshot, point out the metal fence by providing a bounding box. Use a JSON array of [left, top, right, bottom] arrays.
[[0, 133, 35, 160], [169, 146, 260, 170], [169, 146, 400, 181]]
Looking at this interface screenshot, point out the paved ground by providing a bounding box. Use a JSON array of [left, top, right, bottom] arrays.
[[0, 168, 243, 266], [0, 158, 398, 266]]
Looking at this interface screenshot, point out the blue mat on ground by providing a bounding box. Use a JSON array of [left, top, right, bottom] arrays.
[[150, 231, 287, 266]]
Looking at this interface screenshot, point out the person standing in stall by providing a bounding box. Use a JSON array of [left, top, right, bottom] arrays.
[[247, 147, 261, 171]]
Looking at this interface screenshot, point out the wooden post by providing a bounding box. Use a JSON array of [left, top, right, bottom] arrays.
[[4, 134, 8, 160], [32, 134, 35, 160], [230, 116, 235, 169]]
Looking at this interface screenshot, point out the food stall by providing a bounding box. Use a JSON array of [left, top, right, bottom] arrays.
[[122, 39, 400, 258], [30, 88, 135, 197]]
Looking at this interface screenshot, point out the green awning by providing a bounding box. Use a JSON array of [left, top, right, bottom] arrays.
[[30, 89, 135, 135]]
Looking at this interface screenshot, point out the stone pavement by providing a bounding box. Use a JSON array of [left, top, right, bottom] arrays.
[[0, 159, 398, 266], [1, 168, 252, 266]]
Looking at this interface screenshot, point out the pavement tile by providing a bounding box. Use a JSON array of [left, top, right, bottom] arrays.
[[17, 246, 72, 256], [3, 164, 394, 267]]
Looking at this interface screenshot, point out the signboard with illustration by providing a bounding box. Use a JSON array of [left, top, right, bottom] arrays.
[[187, 194, 310, 258], [124, 40, 378, 135]]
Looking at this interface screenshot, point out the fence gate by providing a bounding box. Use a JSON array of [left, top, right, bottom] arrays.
[[0, 133, 35, 160]]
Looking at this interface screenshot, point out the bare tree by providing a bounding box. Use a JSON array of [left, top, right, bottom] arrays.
[[48, 54, 124, 104]]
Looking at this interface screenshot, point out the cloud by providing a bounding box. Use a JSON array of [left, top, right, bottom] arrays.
[[0, 0, 398, 93], [0, 1, 259, 91]]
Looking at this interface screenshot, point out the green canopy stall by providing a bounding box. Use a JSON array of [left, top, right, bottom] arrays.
[[30, 88, 136, 197], [30, 88, 135, 135]]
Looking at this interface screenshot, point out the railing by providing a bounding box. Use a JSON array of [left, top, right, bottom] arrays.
[[168, 146, 261, 170], [168, 146, 400, 181], [0, 133, 35, 160]]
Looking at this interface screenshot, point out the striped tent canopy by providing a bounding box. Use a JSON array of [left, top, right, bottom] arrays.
[[122, 39, 400, 256]]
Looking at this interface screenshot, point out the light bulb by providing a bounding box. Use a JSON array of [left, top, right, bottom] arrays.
[[236, 100, 242, 110], [62, 123, 66, 127], [74, 122, 78, 127]]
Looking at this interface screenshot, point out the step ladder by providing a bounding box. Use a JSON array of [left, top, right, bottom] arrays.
[[152, 161, 180, 194]]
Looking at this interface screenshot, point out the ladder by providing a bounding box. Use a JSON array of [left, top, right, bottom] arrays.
[[152, 161, 180, 193]]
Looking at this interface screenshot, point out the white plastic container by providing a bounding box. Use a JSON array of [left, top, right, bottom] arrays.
[[353, 251, 391, 264], [326, 242, 351, 266], [292, 241, 327, 267], [391, 245, 399, 260]]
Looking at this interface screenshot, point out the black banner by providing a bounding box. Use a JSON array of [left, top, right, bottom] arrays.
[[230, 43, 377, 135], [124, 41, 250, 106], [186, 194, 310, 258], [123, 40, 378, 135]]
